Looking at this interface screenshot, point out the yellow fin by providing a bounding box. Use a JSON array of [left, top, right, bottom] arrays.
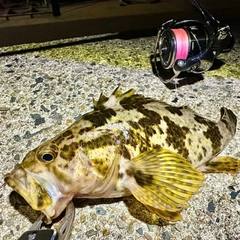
[[93, 86, 156, 110], [124, 149, 205, 214], [93, 93, 108, 110], [93, 86, 135, 110], [145, 205, 182, 222], [200, 156, 240, 174]]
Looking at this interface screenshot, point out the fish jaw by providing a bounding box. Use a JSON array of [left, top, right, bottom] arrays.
[[4, 165, 72, 223]]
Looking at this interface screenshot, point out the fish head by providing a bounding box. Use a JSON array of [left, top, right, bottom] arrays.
[[4, 140, 93, 223]]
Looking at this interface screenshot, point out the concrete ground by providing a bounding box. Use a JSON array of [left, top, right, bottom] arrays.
[[0, 1, 240, 240]]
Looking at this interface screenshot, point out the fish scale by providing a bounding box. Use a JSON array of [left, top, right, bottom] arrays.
[[4, 87, 240, 223]]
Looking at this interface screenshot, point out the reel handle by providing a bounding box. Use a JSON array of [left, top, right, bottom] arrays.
[[174, 49, 214, 73]]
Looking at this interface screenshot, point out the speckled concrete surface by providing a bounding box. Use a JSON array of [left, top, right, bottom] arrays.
[[1, 28, 240, 240]]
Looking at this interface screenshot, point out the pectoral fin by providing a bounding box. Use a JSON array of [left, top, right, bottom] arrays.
[[198, 156, 240, 174], [124, 149, 205, 221], [144, 204, 182, 222]]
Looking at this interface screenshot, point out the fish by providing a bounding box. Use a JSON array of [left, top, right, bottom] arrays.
[[4, 87, 240, 223]]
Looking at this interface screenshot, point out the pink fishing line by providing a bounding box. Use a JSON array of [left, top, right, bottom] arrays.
[[172, 28, 189, 61]]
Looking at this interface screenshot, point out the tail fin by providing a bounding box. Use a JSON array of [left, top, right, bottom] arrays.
[[220, 107, 237, 137]]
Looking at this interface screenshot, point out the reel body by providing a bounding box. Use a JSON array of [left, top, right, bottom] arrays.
[[154, 0, 235, 83]]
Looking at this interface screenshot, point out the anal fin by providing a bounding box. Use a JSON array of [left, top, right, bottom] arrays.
[[199, 156, 240, 174]]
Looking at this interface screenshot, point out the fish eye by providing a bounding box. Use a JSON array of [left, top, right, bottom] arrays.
[[42, 153, 54, 161], [37, 144, 58, 163]]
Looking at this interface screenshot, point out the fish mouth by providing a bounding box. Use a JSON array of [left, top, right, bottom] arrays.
[[4, 166, 70, 222]]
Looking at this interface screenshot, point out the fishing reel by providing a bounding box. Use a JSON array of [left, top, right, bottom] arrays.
[[153, 0, 235, 83]]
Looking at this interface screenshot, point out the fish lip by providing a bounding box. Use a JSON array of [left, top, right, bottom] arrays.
[[4, 167, 37, 203], [4, 166, 62, 220], [4, 166, 73, 222]]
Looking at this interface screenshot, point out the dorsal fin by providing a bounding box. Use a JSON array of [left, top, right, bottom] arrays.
[[93, 93, 108, 109], [93, 86, 135, 110], [93, 86, 158, 111]]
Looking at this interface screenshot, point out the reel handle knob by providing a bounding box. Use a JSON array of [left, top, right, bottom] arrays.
[[174, 59, 200, 72]]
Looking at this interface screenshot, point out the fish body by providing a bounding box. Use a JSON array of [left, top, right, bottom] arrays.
[[4, 87, 240, 222]]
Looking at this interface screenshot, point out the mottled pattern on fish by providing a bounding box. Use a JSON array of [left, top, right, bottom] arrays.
[[49, 88, 235, 172], [4, 87, 240, 223]]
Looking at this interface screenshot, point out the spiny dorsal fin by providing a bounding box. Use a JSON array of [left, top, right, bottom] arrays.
[[93, 93, 108, 109], [93, 86, 159, 111], [124, 149, 205, 220], [93, 86, 135, 110]]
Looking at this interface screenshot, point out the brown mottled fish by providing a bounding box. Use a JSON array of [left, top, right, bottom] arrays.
[[4, 87, 240, 223]]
